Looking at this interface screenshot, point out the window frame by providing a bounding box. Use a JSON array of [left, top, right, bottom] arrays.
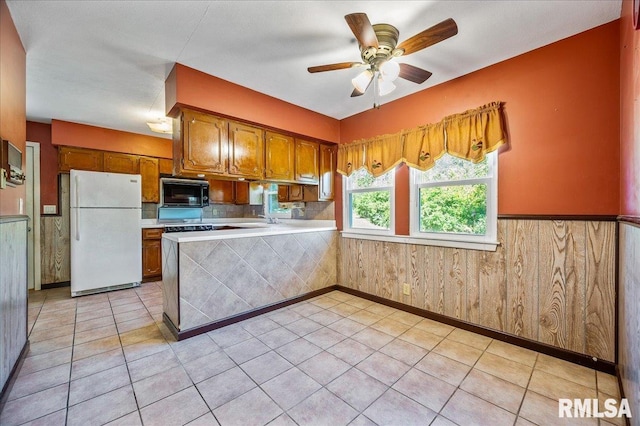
[[409, 152, 498, 250], [342, 167, 395, 237]]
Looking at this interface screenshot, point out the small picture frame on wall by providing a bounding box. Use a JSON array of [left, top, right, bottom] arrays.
[[635, 0, 640, 30]]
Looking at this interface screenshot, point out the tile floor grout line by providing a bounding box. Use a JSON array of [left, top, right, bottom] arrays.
[[513, 351, 539, 423], [109, 289, 145, 425], [63, 291, 78, 426]]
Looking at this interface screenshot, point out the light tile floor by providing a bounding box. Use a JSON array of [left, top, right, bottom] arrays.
[[0, 284, 624, 426]]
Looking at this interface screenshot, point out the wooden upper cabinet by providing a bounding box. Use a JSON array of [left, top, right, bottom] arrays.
[[288, 184, 303, 201], [235, 181, 250, 205], [228, 121, 264, 179], [181, 109, 228, 175], [208, 179, 234, 204], [265, 131, 294, 181], [140, 157, 160, 203], [158, 158, 173, 175], [295, 139, 319, 183], [104, 152, 140, 174], [59, 146, 103, 172], [318, 144, 335, 201]]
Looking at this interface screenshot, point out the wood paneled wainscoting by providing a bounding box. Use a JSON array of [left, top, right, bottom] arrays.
[[618, 219, 640, 421], [337, 218, 616, 363], [40, 174, 70, 285]]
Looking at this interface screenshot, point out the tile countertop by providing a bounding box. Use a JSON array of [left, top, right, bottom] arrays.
[[156, 219, 337, 242]]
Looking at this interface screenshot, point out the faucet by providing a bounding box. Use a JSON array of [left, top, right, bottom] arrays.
[[259, 214, 279, 224]]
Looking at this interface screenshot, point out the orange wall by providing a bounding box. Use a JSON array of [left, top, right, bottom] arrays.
[[26, 122, 58, 214], [166, 64, 341, 143], [340, 21, 620, 224], [0, 0, 26, 216], [51, 120, 172, 159], [620, 0, 640, 217]]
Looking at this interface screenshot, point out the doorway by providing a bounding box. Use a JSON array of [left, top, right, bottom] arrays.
[[26, 142, 41, 291]]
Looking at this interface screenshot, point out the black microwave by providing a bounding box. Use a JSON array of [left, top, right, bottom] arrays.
[[160, 178, 209, 207]]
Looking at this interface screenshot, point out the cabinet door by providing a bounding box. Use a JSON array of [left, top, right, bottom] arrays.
[[182, 110, 228, 175], [277, 185, 288, 202], [288, 184, 303, 201], [295, 139, 319, 183], [265, 131, 294, 181], [140, 157, 160, 203], [208, 179, 234, 204], [142, 239, 162, 279], [104, 152, 140, 174], [58, 146, 103, 172], [159, 158, 173, 175], [228, 121, 264, 179], [318, 144, 335, 201], [303, 185, 319, 202], [235, 181, 250, 205]]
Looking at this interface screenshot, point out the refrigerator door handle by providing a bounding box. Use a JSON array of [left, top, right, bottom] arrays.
[[75, 175, 80, 241]]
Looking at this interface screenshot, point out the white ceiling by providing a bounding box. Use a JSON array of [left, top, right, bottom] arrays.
[[7, 1, 621, 139]]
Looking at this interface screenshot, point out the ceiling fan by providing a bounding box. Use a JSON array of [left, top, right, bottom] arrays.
[[308, 13, 458, 99]]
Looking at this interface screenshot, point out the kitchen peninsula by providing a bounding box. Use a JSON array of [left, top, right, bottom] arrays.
[[161, 220, 338, 338]]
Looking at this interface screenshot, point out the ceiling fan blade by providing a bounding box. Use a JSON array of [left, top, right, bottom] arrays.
[[397, 18, 458, 56], [345, 13, 379, 48], [398, 63, 433, 84], [307, 62, 362, 73]]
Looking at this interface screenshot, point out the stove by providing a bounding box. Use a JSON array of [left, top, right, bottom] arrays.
[[163, 224, 215, 233]]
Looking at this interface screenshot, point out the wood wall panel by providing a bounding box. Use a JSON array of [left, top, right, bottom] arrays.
[[506, 220, 539, 338], [538, 221, 569, 349], [478, 220, 507, 331], [585, 221, 616, 361], [466, 249, 480, 324], [444, 248, 466, 319], [435, 247, 445, 315], [565, 221, 586, 355], [338, 218, 616, 362], [40, 174, 70, 284], [618, 223, 640, 420]]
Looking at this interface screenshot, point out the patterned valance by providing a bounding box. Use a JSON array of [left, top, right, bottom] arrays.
[[444, 102, 506, 163], [337, 101, 507, 176]]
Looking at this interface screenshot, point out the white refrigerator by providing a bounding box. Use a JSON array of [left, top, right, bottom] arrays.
[[70, 170, 142, 297]]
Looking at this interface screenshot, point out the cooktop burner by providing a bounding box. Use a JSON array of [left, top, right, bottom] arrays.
[[163, 224, 215, 233]]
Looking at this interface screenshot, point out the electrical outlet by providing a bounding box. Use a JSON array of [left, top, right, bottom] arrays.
[[43, 205, 57, 214], [403, 283, 410, 295]]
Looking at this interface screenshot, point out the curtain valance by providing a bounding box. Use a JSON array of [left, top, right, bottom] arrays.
[[337, 101, 506, 176]]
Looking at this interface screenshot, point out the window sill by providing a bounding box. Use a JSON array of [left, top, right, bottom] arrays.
[[341, 231, 499, 252]]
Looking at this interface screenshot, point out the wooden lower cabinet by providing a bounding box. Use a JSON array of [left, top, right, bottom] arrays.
[[142, 228, 163, 282]]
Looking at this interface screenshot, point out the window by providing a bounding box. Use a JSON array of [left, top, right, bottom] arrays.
[[344, 168, 394, 235], [410, 153, 497, 248]]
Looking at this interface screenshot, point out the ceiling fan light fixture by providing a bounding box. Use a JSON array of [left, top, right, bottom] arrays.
[[377, 76, 396, 96], [351, 69, 373, 93], [379, 60, 400, 81]]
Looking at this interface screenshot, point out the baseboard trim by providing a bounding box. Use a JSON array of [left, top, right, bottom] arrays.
[[0, 341, 30, 413], [164, 286, 337, 341], [336, 286, 616, 375], [41, 281, 70, 289]]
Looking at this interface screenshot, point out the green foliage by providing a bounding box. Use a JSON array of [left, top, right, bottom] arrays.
[[419, 184, 486, 234], [351, 191, 391, 229]]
